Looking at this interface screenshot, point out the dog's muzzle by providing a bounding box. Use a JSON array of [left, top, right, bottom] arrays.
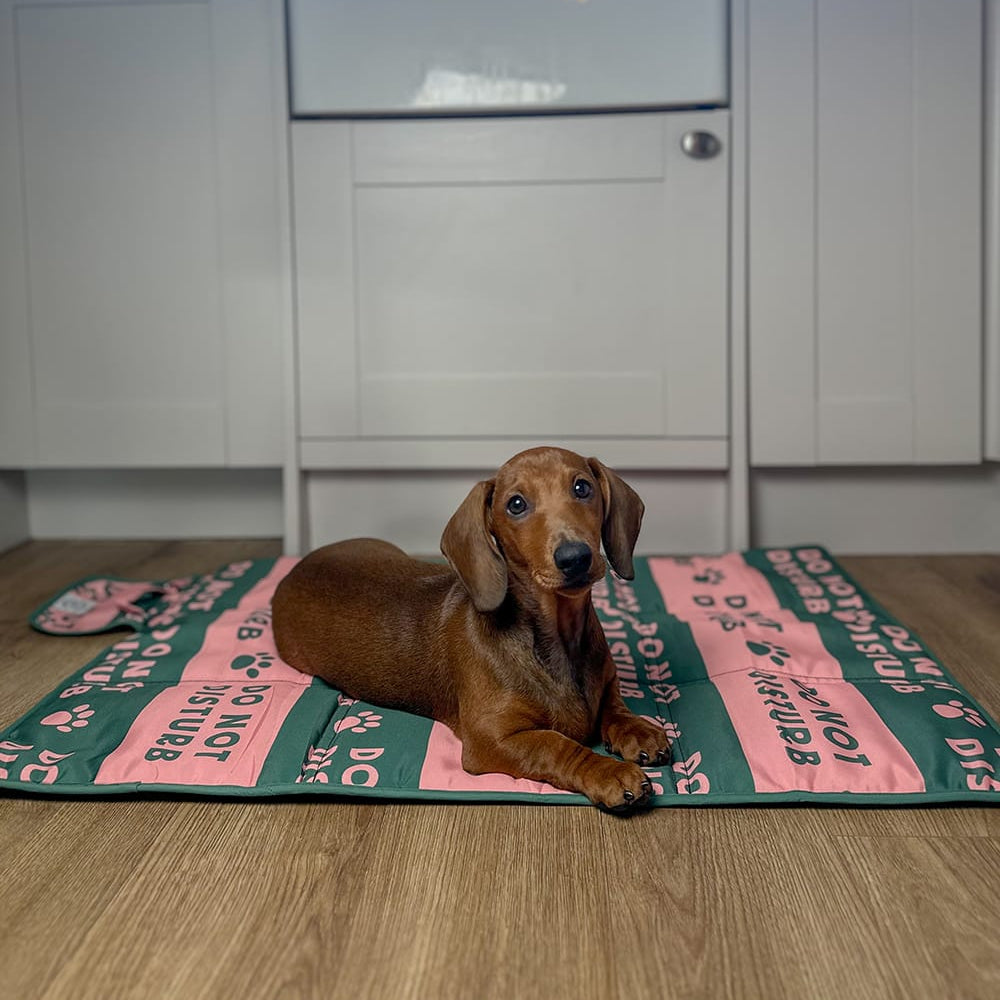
[[553, 541, 593, 584]]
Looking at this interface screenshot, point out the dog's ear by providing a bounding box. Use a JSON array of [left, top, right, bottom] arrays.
[[441, 479, 508, 612], [587, 458, 644, 580]]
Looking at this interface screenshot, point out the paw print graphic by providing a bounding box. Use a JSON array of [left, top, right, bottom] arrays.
[[746, 639, 792, 667], [230, 651, 275, 679], [932, 700, 987, 728], [40, 704, 95, 733], [334, 710, 382, 734], [297, 745, 337, 783], [693, 568, 725, 586]]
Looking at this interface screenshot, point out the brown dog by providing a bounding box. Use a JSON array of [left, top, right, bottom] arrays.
[[272, 446, 671, 811]]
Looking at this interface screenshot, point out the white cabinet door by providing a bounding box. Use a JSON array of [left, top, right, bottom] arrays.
[[0, 0, 287, 467], [749, 0, 983, 465], [293, 111, 729, 466]]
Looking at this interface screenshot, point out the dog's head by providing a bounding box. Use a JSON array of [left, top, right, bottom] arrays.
[[440, 447, 644, 612]]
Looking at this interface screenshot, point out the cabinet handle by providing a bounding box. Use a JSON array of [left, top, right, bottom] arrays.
[[680, 130, 722, 159]]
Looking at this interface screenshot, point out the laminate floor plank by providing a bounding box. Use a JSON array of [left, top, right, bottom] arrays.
[[1, 542, 997, 1000]]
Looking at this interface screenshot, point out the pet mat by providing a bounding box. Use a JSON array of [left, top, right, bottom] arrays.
[[2, 547, 999, 805]]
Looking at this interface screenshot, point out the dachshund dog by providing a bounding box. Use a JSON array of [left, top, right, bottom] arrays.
[[272, 447, 671, 811]]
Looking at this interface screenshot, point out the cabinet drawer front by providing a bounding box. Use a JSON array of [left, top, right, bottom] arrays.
[[293, 111, 729, 446], [288, 0, 727, 117]]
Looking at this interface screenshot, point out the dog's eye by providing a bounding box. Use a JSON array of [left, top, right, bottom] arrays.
[[573, 479, 593, 499], [506, 494, 528, 516]]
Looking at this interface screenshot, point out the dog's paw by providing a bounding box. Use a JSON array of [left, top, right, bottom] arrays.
[[584, 758, 654, 814], [603, 715, 672, 767]]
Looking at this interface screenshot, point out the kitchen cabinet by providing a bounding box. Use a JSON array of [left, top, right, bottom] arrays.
[[749, 0, 983, 465], [0, 0, 288, 467]]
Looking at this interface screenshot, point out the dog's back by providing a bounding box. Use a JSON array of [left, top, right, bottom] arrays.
[[272, 539, 459, 721]]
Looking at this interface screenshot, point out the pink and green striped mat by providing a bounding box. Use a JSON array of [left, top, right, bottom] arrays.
[[2, 547, 998, 805]]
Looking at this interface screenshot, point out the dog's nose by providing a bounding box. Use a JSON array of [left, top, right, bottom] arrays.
[[553, 541, 592, 580]]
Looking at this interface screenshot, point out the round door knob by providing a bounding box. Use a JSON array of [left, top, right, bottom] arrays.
[[680, 130, 722, 159]]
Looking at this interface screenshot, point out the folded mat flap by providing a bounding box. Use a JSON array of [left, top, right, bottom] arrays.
[[30, 577, 172, 635]]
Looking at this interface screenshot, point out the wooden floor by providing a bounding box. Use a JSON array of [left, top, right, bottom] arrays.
[[1, 541, 998, 1000]]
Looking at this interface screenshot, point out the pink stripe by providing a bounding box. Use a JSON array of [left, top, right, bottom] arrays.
[[711, 666, 926, 794], [96, 557, 306, 787], [177, 556, 305, 685], [418, 722, 572, 795], [94, 680, 306, 786], [648, 554, 782, 621], [649, 554, 926, 794], [688, 617, 855, 681]]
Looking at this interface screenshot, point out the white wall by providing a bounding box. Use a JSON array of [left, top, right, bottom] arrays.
[[753, 466, 1000, 554], [26, 469, 282, 539], [0, 471, 28, 552], [17, 465, 1000, 554], [306, 470, 728, 556]]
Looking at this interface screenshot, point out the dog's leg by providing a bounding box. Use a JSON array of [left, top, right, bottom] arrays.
[[461, 728, 653, 812], [598, 671, 672, 767]]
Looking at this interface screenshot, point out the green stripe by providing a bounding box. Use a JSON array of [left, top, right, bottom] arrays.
[[602, 561, 757, 796], [284, 695, 436, 791], [5, 559, 277, 787], [256, 678, 338, 786], [742, 546, 1000, 790]]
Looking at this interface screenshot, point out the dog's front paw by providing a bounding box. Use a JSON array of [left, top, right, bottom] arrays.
[[603, 715, 672, 767], [583, 758, 654, 814]]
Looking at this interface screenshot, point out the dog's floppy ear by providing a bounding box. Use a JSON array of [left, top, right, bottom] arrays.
[[441, 479, 508, 612], [587, 458, 644, 580]]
